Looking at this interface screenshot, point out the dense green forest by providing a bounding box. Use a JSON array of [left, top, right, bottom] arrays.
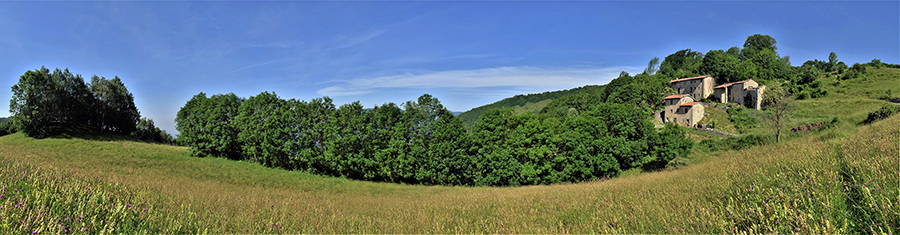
[[174, 92, 691, 186], [4, 67, 173, 143], [456, 85, 604, 127]]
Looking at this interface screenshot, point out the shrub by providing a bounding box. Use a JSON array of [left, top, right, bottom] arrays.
[[727, 107, 757, 133], [665, 157, 690, 170], [863, 105, 900, 124], [0, 121, 16, 137], [698, 134, 773, 151]]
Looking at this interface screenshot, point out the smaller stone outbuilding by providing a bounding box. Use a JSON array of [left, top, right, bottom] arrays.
[[662, 94, 704, 127], [713, 79, 766, 109], [673, 101, 705, 127], [669, 75, 715, 101]]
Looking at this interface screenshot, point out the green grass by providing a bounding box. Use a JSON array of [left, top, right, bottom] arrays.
[[0, 67, 896, 233], [698, 107, 738, 135], [1, 112, 897, 233], [511, 99, 553, 115]]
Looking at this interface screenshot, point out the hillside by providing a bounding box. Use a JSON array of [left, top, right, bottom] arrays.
[[1, 105, 897, 233], [0, 117, 8, 124], [456, 84, 604, 127]]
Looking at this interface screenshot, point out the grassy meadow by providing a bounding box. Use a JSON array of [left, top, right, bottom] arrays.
[[1, 112, 897, 233], [0, 67, 897, 233]]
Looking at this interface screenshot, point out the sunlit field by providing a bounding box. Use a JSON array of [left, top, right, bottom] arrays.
[[2, 111, 896, 233]]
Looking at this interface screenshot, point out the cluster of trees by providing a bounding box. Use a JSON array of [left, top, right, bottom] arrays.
[[8, 67, 172, 143], [659, 34, 792, 87], [652, 34, 831, 101], [176, 92, 692, 186]]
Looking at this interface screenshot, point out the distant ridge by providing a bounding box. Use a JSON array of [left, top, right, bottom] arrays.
[[457, 84, 604, 127]]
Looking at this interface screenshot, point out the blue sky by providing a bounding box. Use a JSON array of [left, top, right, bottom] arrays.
[[0, 1, 897, 134]]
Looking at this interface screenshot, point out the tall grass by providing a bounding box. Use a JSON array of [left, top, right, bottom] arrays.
[[0, 112, 896, 233]]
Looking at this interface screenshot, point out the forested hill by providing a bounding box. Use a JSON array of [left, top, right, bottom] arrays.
[[456, 84, 604, 127], [0, 117, 8, 124]]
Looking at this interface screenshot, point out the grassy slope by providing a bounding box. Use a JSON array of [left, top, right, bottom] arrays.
[[1, 114, 897, 233], [0, 68, 895, 233], [456, 85, 603, 127]]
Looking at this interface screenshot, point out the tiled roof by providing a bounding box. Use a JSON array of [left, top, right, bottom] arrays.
[[713, 82, 735, 89], [669, 75, 712, 83], [713, 79, 752, 89], [680, 101, 701, 107], [663, 94, 690, 100]]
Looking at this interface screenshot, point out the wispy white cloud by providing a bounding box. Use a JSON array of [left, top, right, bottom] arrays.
[[317, 66, 642, 96], [228, 57, 296, 74], [333, 30, 385, 49]]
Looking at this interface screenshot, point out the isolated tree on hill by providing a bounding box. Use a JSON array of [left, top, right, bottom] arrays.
[[827, 52, 839, 72], [760, 83, 792, 143]]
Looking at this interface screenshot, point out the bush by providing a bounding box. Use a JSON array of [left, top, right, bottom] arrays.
[[727, 107, 757, 133], [698, 134, 773, 151], [863, 105, 900, 124], [665, 157, 691, 170], [0, 121, 14, 137]]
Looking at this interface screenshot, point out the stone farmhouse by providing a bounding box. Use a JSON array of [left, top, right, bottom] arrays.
[[661, 75, 767, 127], [669, 75, 715, 100], [713, 79, 766, 110], [662, 94, 705, 127]]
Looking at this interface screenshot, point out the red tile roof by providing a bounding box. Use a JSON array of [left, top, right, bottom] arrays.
[[680, 101, 701, 107], [713, 82, 735, 89], [714, 79, 753, 89], [669, 75, 712, 83], [663, 94, 690, 100]]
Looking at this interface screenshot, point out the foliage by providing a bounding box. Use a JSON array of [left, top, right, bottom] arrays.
[[132, 118, 174, 144], [644, 57, 660, 75], [862, 105, 900, 124], [0, 121, 14, 137], [726, 107, 757, 134], [743, 34, 778, 52], [697, 133, 772, 151], [90, 75, 140, 135], [9, 67, 144, 138], [659, 49, 703, 78], [456, 85, 604, 127], [759, 86, 794, 143], [173, 91, 690, 186], [2, 112, 896, 233], [174, 92, 244, 159], [664, 157, 690, 170]]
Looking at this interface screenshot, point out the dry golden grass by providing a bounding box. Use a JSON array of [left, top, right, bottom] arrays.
[[0, 114, 897, 233]]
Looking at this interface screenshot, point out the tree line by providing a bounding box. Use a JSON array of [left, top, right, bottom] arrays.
[[175, 91, 692, 186], [7, 67, 172, 143], [456, 84, 604, 127]]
